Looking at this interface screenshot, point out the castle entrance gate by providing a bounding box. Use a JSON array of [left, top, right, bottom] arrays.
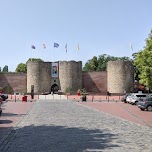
[[51, 84, 59, 94]]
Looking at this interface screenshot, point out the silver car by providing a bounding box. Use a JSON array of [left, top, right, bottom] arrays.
[[129, 93, 147, 105]]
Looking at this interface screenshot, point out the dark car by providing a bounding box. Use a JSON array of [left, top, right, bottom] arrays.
[[121, 93, 131, 103], [0, 94, 8, 101], [138, 97, 152, 111]]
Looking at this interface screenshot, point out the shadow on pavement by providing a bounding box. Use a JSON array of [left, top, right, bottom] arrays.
[[2, 112, 25, 117], [4, 124, 120, 152], [0, 120, 13, 124]]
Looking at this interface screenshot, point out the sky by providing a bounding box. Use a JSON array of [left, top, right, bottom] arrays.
[[0, 0, 152, 72]]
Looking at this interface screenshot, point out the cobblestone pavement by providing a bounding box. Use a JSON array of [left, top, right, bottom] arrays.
[[1, 100, 152, 152]]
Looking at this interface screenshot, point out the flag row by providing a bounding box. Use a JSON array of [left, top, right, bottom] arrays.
[[31, 43, 80, 52]]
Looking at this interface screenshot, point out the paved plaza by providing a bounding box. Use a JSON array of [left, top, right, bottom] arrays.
[[0, 100, 152, 152]]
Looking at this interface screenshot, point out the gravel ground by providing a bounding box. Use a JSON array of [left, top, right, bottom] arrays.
[[1, 100, 152, 152]]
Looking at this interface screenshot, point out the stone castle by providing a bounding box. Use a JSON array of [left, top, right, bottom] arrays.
[[27, 60, 82, 94], [27, 60, 134, 94], [0, 60, 134, 94]]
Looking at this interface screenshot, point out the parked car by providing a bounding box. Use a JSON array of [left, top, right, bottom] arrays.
[[0, 96, 2, 104], [138, 97, 152, 111], [126, 94, 133, 103], [127, 93, 147, 105], [121, 93, 131, 103], [0, 94, 8, 101]]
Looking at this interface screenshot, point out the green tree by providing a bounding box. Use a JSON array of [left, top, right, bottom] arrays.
[[16, 63, 27, 73], [2, 65, 8, 72], [26, 58, 43, 63], [134, 29, 152, 90], [83, 54, 130, 71], [90, 56, 98, 71], [15, 58, 43, 73], [83, 60, 92, 71]]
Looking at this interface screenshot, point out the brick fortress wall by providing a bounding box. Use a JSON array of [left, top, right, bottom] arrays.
[[0, 71, 107, 94], [0, 73, 27, 93], [0, 60, 134, 94], [82, 71, 107, 94]]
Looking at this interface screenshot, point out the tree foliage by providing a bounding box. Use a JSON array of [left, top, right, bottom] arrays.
[[26, 58, 43, 64], [15, 58, 44, 73], [16, 63, 27, 73], [83, 54, 130, 71], [2, 65, 8, 72], [134, 29, 152, 90]]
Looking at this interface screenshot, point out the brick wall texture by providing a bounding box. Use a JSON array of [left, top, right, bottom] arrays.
[[0, 71, 107, 94], [0, 73, 27, 93], [82, 71, 107, 94]]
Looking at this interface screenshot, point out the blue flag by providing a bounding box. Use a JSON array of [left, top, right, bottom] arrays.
[[54, 43, 59, 48], [31, 45, 36, 49]]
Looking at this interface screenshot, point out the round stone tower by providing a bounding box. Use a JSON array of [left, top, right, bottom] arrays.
[[27, 61, 51, 94], [107, 60, 134, 94], [59, 61, 82, 93]]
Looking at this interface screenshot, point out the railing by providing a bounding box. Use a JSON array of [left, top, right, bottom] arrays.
[[6, 94, 122, 102]]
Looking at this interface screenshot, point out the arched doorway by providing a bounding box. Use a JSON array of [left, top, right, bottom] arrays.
[[51, 84, 59, 94]]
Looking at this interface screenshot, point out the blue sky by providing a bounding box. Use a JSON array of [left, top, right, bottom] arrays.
[[0, 0, 152, 72]]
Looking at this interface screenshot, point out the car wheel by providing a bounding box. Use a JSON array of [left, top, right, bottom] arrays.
[[147, 105, 152, 111], [140, 108, 144, 111]]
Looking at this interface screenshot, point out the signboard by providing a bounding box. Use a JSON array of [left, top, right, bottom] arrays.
[[52, 63, 58, 77]]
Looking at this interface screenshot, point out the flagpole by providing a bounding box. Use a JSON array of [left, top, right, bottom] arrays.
[[54, 47, 55, 62], [42, 49, 43, 61], [77, 50, 79, 61], [31, 45, 36, 61], [53, 43, 59, 62], [65, 44, 67, 61], [31, 49, 32, 61], [42, 45, 44, 61], [77, 44, 80, 61]]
